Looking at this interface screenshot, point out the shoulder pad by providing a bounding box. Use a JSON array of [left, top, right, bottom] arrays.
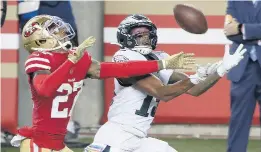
[[25, 52, 52, 74], [113, 49, 147, 62]]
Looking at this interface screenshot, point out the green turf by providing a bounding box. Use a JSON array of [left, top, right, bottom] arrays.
[[1, 138, 260, 152]]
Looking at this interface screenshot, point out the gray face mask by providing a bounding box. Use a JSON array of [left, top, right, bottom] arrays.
[[132, 31, 151, 46], [44, 16, 75, 43]]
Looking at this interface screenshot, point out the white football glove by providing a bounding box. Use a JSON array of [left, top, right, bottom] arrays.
[[197, 60, 223, 76], [189, 65, 208, 84], [132, 46, 152, 55], [217, 44, 247, 77], [196, 64, 211, 77], [189, 60, 223, 84], [207, 61, 223, 75]]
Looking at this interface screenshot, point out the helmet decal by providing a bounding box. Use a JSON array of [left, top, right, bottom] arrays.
[[24, 22, 39, 37]]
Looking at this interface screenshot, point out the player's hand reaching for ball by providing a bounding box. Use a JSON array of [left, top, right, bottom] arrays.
[[162, 52, 195, 70], [217, 44, 247, 77], [188, 61, 222, 84], [194, 61, 223, 78], [68, 36, 96, 64]]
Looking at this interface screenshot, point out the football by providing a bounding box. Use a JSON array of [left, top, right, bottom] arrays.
[[173, 4, 208, 34]]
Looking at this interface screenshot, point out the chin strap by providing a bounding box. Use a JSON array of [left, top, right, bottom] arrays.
[[132, 46, 152, 55]]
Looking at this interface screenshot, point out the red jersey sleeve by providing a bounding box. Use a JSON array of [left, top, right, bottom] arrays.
[[25, 52, 75, 97], [24, 52, 52, 74]]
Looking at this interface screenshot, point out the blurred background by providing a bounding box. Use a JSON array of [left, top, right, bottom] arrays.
[[1, 1, 260, 152]]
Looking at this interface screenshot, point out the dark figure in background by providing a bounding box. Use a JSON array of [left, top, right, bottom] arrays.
[[224, 1, 261, 152], [18, 1, 78, 46], [1, 0, 7, 27]]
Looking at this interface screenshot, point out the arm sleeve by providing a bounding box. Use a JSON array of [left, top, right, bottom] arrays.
[[25, 53, 74, 97], [242, 23, 261, 40], [110, 51, 152, 85], [99, 51, 158, 79]]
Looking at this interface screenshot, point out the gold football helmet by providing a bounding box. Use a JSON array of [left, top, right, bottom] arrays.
[[22, 15, 75, 53]]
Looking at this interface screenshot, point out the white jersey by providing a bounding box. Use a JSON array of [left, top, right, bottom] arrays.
[[108, 49, 173, 137]]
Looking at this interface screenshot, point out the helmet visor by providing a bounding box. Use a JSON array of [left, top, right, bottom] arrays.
[[44, 16, 75, 42]]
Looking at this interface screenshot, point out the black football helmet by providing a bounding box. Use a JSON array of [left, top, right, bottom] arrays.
[[117, 14, 158, 50]]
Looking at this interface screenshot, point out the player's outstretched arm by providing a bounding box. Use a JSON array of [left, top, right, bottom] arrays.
[[133, 75, 195, 101], [192, 44, 247, 95], [169, 44, 247, 96], [27, 37, 96, 97], [29, 60, 75, 97], [168, 70, 221, 96], [86, 58, 162, 79], [187, 72, 221, 96], [113, 71, 204, 102], [85, 52, 195, 79]]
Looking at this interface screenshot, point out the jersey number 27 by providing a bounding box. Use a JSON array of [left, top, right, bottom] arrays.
[[51, 80, 83, 118]]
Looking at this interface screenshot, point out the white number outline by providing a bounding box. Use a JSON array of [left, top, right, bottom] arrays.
[[51, 80, 83, 118]]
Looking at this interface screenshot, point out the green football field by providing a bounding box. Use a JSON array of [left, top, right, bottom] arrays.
[[1, 138, 260, 152]]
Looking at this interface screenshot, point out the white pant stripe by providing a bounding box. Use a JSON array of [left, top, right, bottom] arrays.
[[33, 143, 39, 152]]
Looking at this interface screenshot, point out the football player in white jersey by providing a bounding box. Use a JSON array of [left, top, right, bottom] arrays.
[[85, 14, 247, 152]]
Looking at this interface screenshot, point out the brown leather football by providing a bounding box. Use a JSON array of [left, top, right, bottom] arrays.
[[173, 4, 208, 34]]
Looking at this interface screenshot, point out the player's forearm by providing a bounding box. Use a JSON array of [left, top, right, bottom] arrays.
[[33, 60, 74, 97], [186, 72, 221, 96], [99, 60, 163, 79], [157, 78, 195, 101]]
